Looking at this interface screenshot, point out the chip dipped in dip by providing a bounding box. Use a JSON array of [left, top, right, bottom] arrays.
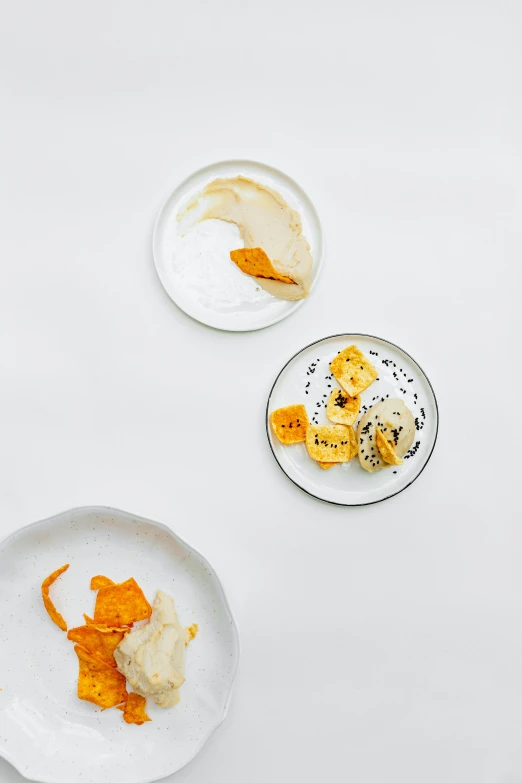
[[114, 590, 185, 708], [177, 176, 313, 301]]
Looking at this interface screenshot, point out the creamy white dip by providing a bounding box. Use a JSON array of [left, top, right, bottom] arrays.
[[114, 590, 185, 708], [177, 177, 313, 301]]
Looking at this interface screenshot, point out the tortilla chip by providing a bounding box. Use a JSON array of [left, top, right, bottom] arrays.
[[326, 389, 361, 426], [349, 425, 358, 458], [270, 404, 309, 445], [185, 623, 199, 646], [84, 619, 129, 633], [93, 578, 152, 626], [330, 346, 378, 397], [68, 624, 127, 668], [317, 461, 337, 470], [230, 247, 296, 285], [305, 425, 356, 462], [90, 575, 115, 590], [74, 644, 128, 709], [41, 564, 70, 632], [375, 427, 403, 466], [119, 692, 151, 725]]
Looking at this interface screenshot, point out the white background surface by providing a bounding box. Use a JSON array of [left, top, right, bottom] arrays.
[[0, 1, 520, 782]]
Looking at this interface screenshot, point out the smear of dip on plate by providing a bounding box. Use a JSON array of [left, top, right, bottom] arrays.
[[177, 176, 313, 301], [114, 590, 186, 708]]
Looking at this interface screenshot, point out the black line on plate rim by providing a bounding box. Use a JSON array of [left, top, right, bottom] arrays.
[[265, 333, 440, 507]]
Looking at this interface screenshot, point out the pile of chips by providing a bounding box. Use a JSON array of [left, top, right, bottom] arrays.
[[41, 566, 152, 725]]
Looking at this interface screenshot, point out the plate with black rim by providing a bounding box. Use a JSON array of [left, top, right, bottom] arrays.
[[266, 334, 439, 506]]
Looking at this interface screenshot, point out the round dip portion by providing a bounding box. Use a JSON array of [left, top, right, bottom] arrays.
[[357, 398, 415, 473], [114, 590, 185, 708], [177, 176, 313, 301]]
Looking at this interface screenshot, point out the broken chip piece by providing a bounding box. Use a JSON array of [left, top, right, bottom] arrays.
[[326, 388, 361, 426], [93, 577, 152, 627], [330, 345, 378, 397], [90, 575, 115, 590], [74, 644, 128, 709], [375, 427, 403, 466], [270, 404, 309, 445], [305, 425, 356, 463], [41, 564, 70, 632], [118, 691, 151, 725], [67, 623, 128, 668], [230, 247, 296, 285]]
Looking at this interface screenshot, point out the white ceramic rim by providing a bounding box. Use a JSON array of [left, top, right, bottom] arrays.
[[152, 159, 325, 332], [266, 334, 440, 507], [0, 505, 241, 783]]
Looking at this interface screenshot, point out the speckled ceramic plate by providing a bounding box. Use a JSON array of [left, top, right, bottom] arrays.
[[267, 334, 439, 506], [0, 507, 240, 783], [153, 159, 324, 331]]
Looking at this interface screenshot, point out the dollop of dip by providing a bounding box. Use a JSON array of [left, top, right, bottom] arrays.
[[177, 176, 313, 301], [114, 590, 185, 708], [357, 398, 415, 473]]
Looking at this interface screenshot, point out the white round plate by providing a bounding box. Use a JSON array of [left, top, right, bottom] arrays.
[[0, 506, 240, 783], [153, 160, 323, 331], [266, 335, 439, 506]]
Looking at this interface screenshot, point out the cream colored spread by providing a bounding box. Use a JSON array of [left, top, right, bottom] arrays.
[[177, 176, 313, 300], [357, 399, 415, 473], [114, 590, 185, 708]]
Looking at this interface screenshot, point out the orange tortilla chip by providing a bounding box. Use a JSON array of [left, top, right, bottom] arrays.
[[84, 618, 129, 633], [230, 247, 296, 285], [90, 575, 115, 590], [83, 614, 129, 634], [120, 692, 151, 725], [375, 426, 403, 466], [41, 564, 70, 632], [93, 578, 152, 626], [68, 624, 127, 668], [270, 404, 309, 445], [74, 644, 128, 709]]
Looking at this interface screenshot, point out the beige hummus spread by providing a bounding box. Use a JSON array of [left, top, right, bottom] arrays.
[[357, 399, 415, 473], [114, 590, 185, 708], [177, 176, 313, 300]]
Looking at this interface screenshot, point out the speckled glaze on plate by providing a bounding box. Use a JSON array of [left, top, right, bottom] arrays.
[[267, 334, 439, 506], [0, 507, 240, 783], [153, 159, 324, 331]]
